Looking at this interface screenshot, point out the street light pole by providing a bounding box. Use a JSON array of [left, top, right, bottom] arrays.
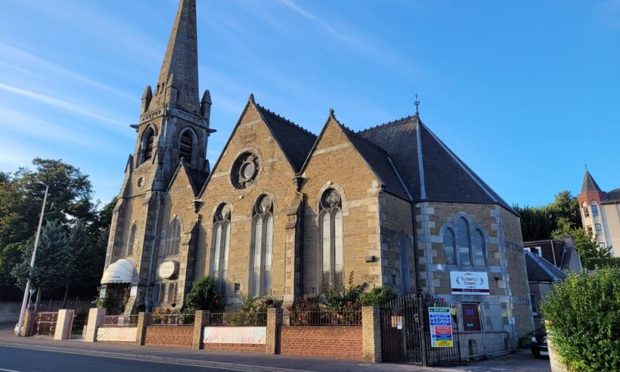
[[15, 183, 49, 336]]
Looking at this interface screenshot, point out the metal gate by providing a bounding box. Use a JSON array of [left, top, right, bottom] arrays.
[[380, 294, 461, 366], [34, 312, 57, 336]]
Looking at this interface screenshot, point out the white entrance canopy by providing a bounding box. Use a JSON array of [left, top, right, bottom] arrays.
[[100, 259, 138, 285]]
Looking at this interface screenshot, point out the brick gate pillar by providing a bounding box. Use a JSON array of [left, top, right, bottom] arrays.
[[362, 306, 382, 363], [193, 311, 209, 350], [54, 309, 74, 340], [266, 308, 283, 354], [84, 308, 105, 343]]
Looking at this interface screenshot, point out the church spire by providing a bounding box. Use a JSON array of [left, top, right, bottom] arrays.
[[153, 0, 199, 113], [581, 169, 603, 194]]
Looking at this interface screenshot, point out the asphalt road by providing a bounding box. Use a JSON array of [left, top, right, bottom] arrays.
[[0, 346, 232, 372]]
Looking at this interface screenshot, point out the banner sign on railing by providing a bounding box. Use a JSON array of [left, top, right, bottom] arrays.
[[429, 307, 453, 348]]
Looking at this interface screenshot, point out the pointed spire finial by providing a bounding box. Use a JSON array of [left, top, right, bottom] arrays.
[[329, 108, 335, 117], [414, 94, 420, 115], [249, 93, 256, 104], [154, 0, 199, 112]]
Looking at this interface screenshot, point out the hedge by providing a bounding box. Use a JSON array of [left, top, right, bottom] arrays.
[[541, 268, 620, 371]]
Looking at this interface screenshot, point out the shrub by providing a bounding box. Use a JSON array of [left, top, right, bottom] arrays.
[[360, 286, 396, 307], [541, 268, 620, 372], [182, 277, 224, 314]]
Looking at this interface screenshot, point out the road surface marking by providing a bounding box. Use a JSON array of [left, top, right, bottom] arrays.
[[0, 368, 23, 372]]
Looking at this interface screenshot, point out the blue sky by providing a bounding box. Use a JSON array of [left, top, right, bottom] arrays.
[[1, 0, 619, 208]]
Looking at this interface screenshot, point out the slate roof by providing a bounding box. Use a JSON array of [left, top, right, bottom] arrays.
[[186, 166, 209, 195], [255, 104, 317, 173], [602, 188, 620, 204], [341, 126, 411, 200], [359, 115, 513, 212], [525, 251, 566, 282], [581, 170, 603, 193]]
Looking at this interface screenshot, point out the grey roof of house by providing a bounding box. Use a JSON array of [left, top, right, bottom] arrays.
[[255, 104, 317, 173], [581, 170, 603, 193], [602, 188, 620, 204], [359, 115, 513, 211], [525, 251, 566, 282]]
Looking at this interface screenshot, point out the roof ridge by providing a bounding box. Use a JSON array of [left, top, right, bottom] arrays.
[[358, 114, 417, 134], [255, 103, 316, 138], [341, 122, 391, 156]]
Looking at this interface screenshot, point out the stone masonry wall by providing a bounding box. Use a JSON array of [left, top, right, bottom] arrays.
[[198, 104, 300, 305], [301, 117, 382, 293], [379, 193, 415, 294]]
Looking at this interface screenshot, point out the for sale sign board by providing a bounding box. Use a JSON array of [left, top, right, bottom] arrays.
[[429, 307, 453, 348]]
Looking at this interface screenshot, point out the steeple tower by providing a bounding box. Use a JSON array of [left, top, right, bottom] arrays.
[[151, 0, 200, 113], [134, 0, 213, 183]]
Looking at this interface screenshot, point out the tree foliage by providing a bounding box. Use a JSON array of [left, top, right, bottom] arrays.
[[0, 158, 111, 301], [541, 269, 620, 372], [514, 190, 611, 269]]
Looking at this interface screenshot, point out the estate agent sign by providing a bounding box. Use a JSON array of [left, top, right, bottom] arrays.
[[450, 271, 490, 295], [429, 307, 453, 347]]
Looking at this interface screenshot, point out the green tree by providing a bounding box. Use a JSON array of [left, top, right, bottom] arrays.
[[12, 220, 74, 299], [0, 158, 99, 300]]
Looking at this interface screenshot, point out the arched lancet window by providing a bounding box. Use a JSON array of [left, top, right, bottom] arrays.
[[456, 217, 471, 265], [319, 188, 344, 288], [471, 229, 486, 266], [141, 127, 155, 163], [443, 228, 456, 265], [126, 224, 136, 257], [210, 204, 231, 292], [249, 195, 273, 297], [163, 218, 181, 257], [179, 130, 194, 163]]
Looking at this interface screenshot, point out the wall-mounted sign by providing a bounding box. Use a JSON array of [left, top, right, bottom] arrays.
[[204, 326, 266, 345], [462, 303, 482, 332], [450, 271, 490, 295], [429, 307, 453, 347], [157, 261, 178, 279]]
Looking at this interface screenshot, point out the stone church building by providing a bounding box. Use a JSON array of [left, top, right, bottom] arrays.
[[101, 0, 534, 341]]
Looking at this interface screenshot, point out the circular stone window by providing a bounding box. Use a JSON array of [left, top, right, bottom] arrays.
[[231, 152, 260, 189]]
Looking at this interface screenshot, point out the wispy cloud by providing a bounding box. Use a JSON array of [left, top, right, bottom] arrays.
[[0, 82, 127, 128], [0, 42, 135, 102], [274, 0, 357, 44]]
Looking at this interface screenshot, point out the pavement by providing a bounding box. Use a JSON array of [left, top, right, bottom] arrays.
[[0, 329, 551, 372]]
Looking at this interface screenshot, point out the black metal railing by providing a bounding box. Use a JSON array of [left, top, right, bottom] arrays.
[[287, 310, 362, 326], [207, 312, 267, 326], [102, 315, 139, 327], [150, 313, 194, 326]]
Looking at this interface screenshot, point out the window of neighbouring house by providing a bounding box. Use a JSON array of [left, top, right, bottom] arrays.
[[530, 293, 538, 315], [591, 203, 599, 217], [583, 206, 590, 218], [595, 223, 602, 232]]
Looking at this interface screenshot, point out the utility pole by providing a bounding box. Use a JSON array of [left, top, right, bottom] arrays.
[[15, 183, 48, 336]]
